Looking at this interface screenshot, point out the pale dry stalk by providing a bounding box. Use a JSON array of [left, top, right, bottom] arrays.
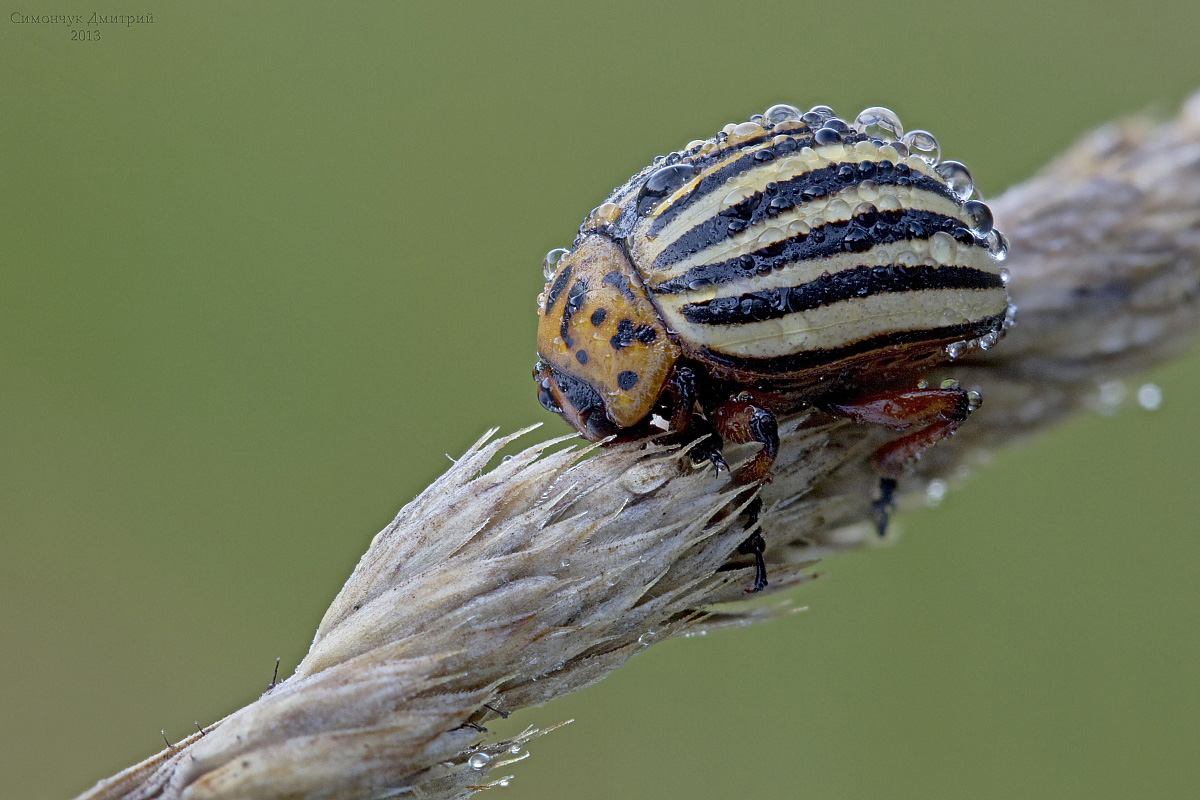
[[78, 93, 1200, 800]]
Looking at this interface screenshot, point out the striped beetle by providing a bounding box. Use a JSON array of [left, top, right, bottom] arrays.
[[535, 104, 1011, 586]]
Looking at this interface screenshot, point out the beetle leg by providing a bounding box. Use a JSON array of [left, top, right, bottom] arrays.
[[823, 387, 974, 535], [662, 366, 728, 472], [709, 393, 780, 486], [737, 497, 768, 593]]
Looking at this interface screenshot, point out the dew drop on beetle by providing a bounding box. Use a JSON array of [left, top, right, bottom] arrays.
[[853, 106, 904, 140], [902, 129, 940, 164], [763, 103, 802, 124], [962, 200, 994, 235], [935, 160, 974, 200], [541, 247, 569, 280], [636, 163, 701, 215]]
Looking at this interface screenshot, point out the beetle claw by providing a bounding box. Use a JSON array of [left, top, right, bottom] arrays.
[[737, 531, 768, 593], [689, 432, 727, 472], [872, 477, 898, 536]]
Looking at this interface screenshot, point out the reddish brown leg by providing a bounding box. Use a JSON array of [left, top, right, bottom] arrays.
[[823, 387, 975, 535], [709, 394, 778, 593], [709, 393, 780, 486]]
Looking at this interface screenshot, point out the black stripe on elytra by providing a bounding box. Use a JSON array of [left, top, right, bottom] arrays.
[[654, 209, 967, 295], [651, 160, 954, 272], [559, 278, 588, 347], [644, 134, 813, 237], [680, 265, 1004, 326], [699, 314, 1007, 375], [543, 262, 573, 315]]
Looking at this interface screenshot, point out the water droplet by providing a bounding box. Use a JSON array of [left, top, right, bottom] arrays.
[[1137, 382, 1163, 410], [962, 200, 994, 235], [803, 104, 835, 126], [468, 753, 491, 770], [856, 179, 879, 201], [637, 163, 701, 215], [824, 198, 851, 219], [764, 103, 802, 125], [541, 248, 569, 280], [877, 194, 902, 212], [509, 744, 525, 754], [560, 558, 570, 568], [853, 106, 903, 140], [967, 390, 983, 411], [813, 126, 842, 145], [986, 229, 1009, 261], [946, 341, 966, 359], [637, 631, 656, 646], [685, 139, 706, 151], [925, 479, 947, 507], [901, 130, 940, 164], [583, 202, 622, 231], [939, 378, 960, 390], [729, 121, 766, 145], [877, 143, 900, 163], [998, 268, 1011, 286], [929, 231, 956, 263], [788, 218, 811, 236], [722, 186, 757, 208], [935, 160, 974, 200]]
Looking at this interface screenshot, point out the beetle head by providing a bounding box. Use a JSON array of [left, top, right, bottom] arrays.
[[534, 234, 679, 441]]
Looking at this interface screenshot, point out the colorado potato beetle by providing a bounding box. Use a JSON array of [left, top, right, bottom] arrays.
[[534, 103, 1011, 587]]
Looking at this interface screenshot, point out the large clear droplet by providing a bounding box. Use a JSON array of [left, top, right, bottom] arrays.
[[636, 163, 701, 215], [935, 160, 974, 200], [468, 753, 491, 770], [986, 229, 1009, 261], [853, 106, 903, 140], [805, 105, 835, 125], [962, 200, 994, 235], [901, 129, 940, 164], [541, 248, 569, 280], [763, 103, 802, 125]]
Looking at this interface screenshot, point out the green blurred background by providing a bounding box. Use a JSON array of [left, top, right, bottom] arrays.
[[3, 2, 1199, 798]]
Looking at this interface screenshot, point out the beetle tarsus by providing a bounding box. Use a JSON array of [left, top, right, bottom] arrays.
[[738, 530, 768, 593], [872, 477, 898, 537]]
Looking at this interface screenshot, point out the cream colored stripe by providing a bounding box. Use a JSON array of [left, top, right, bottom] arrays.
[[642, 182, 965, 286], [652, 238, 1001, 314], [662, 286, 1008, 359]]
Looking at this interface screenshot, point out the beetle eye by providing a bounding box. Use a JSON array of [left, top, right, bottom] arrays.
[[537, 378, 562, 415]]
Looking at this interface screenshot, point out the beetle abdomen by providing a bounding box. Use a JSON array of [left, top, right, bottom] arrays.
[[612, 108, 1009, 383]]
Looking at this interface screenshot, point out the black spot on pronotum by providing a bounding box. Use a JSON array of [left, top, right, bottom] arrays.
[[610, 320, 659, 349], [617, 370, 639, 390], [590, 308, 608, 327], [560, 278, 588, 346], [611, 318, 636, 349], [602, 270, 637, 300], [576, 349, 588, 365], [544, 263, 573, 315]]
